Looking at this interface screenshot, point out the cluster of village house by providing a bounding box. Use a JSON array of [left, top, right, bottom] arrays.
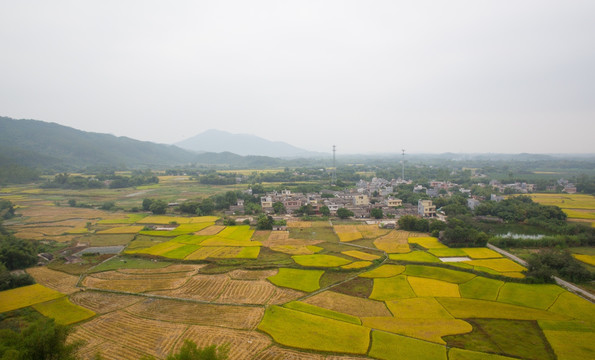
[[222, 176, 569, 220]]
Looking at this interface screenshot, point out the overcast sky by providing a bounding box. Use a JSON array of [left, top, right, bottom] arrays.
[[1, 1, 594, 154]]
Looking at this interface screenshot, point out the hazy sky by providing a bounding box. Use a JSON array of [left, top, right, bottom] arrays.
[[1, 1, 594, 154]]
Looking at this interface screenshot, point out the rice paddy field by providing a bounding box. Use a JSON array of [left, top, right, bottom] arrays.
[[1, 186, 594, 359], [529, 193, 595, 227]]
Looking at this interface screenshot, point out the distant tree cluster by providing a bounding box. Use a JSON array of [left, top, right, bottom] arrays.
[[526, 248, 592, 283], [142, 198, 168, 215], [41, 171, 158, 190], [474, 196, 566, 223], [397, 215, 446, 234], [441, 216, 489, 248]]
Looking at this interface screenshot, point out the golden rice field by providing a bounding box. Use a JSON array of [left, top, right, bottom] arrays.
[[373, 230, 412, 253], [529, 193, 595, 226], [1, 190, 594, 359], [0, 284, 64, 313]]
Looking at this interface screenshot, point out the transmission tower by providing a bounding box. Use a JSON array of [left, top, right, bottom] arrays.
[[401, 149, 406, 181], [331, 145, 337, 185]]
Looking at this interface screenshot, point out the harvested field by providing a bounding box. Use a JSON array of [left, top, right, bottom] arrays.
[[97, 214, 148, 224], [32, 297, 95, 325], [258, 306, 370, 355], [217, 279, 280, 304], [85, 234, 136, 246], [288, 221, 312, 228], [14, 226, 73, 237], [137, 215, 194, 224], [125, 298, 264, 329], [82, 274, 188, 293], [268, 231, 290, 241], [26, 266, 80, 294], [18, 205, 111, 223], [195, 225, 225, 235], [96, 225, 144, 234], [303, 291, 392, 318], [88, 271, 189, 280], [80, 340, 150, 360], [151, 274, 229, 301], [178, 325, 271, 360], [69, 327, 108, 358], [76, 310, 187, 359], [70, 291, 142, 314], [266, 287, 306, 305], [227, 268, 278, 280], [119, 263, 202, 274], [261, 236, 324, 248], [0, 284, 64, 313], [373, 230, 411, 253]]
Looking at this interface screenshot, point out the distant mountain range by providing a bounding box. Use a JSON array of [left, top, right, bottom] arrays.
[[0, 117, 289, 172], [176, 129, 325, 158]]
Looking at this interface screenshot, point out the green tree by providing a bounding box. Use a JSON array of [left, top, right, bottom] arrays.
[[370, 208, 383, 219], [336, 208, 354, 219], [0, 318, 82, 360], [149, 200, 168, 215], [199, 199, 215, 215], [320, 205, 330, 217], [272, 202, 286, 215], [142, 198, 154, 211], [257, 214, 273, 230]]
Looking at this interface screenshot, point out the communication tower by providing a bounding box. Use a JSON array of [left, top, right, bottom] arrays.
[[401, 149, 406, 181], [331, 145, 337, 185]]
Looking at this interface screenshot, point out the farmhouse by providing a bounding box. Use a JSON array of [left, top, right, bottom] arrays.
[[418, 199, 436, 218]]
